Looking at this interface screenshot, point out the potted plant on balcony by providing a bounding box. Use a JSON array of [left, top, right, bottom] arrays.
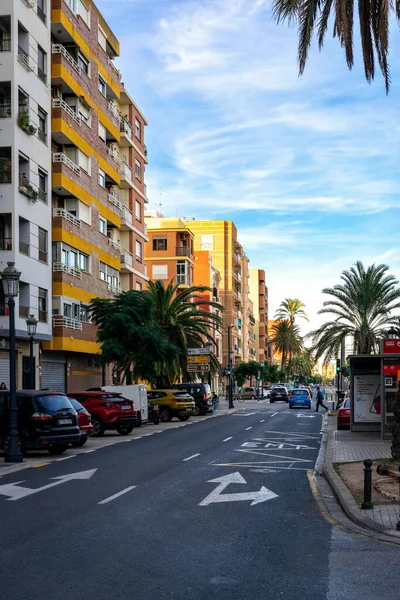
[[17, 109, 37, 135]]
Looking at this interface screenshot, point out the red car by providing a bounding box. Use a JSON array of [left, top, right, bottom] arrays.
[[337, 398, 350, 430], [68, 392, 138, 437], [68, 398, 94, 446]]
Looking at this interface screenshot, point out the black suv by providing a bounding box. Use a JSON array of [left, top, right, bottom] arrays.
[[0, 390, 80, 456], [170, 383, 212, 416]]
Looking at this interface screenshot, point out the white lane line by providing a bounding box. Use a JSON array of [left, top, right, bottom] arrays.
[[98, 486, 137, 505], [57, 455, 77, 461], [223, 437, 233, 442], [271, 412, 278, 417], [245, 427, 252, 431], [183, 453, 201, 462], [260, 420, 265, 423], [82, 448, 98, 454]]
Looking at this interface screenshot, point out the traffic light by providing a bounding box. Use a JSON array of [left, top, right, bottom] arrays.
[[227, 368, 231, 376], [257, 370, 261, 381], [336, 359, 341, 373]]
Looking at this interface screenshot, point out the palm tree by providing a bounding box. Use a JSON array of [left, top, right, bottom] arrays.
[[272, 0, 397, 92], [271, 320, 303, 372], [290, 349, 315, 379], [309, 262, 400, 361], [147, 280, 223, 386], [275, 298, 308, 373]]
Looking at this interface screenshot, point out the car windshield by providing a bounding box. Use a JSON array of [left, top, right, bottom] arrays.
[[101, 395, 126, 402], [34, 394, 74, 412], [68, 398, 84, 412], [293, 390, 307, 395]]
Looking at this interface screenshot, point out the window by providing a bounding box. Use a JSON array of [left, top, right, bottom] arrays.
[[68, 250, 77, 268], [98, 76, 106, 97], [38, 228, 47, 263], [79, 252, 89, 271], [37, 0, 46, 23], [37, 46, 47, 83], [78, 201, 91, 224], [59, 245, 89, 272], [38, 288, 47, 322], [99, 261, 106, 281], [79, 100, 91, 126], [135, 118, 141, 139], [37, 107, 47, 144], [98, 122, 106, 142], [136, 282, 142, 292], [99, 262, 119, 289], [99, 217, 107, 235], [136, 241, 142, 261], [78, 53, 89, 74], [152, 265, 168, 280], [177, 261, 188, 285], [98, 168, 105, 187], [38, 169, 47, 203], [200, 234, 213, 250], [98, 26, 107, 52], [152, 237, 167, 251], [78, 150, 90, 174], [80, 304, 91, 323], [135, 160, 141, 180], [77, 0, 90, 26], [135, 200, 141, 221]]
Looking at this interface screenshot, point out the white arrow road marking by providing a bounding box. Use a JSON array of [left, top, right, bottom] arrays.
[[0, 469, 97, 501], [199, 472, 278, 507]]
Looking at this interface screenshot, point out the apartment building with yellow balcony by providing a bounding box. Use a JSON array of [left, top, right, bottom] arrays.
[[41, 0, 148, 392], [186, 219, 252, 368], [249, 269, 269, 363]]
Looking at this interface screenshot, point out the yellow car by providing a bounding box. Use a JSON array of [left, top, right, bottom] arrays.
[[147, 389, 195, 422]]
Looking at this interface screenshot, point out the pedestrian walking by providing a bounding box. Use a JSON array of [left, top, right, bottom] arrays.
[[0, 382, 7, 390], [314, 386, 329, 412], [212, 392, 219, 410]]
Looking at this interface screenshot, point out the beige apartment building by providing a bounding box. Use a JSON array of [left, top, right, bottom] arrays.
[[249, 268, 269, 363]]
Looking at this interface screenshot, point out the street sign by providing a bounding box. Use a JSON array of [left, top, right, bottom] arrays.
[[187, 364, 210, 372], [187, 347, 211, 356], [187, 355, 210, 364]]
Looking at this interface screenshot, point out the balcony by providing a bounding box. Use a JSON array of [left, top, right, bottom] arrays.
[[121, 205, 133, 228], [120, 249, 134, 272], [119, 161, 133, 188], [177, 274, 190, 286], [108, 191, 123, 212], [107, 56, 121, 80], [144, 184, 148, 201], [234, 252, 242, 265], [17, 109, 37, 135], [119, 116, 133, 146], [53, 315, 82, 331], [0, 238, 12, 251], [107, 101, 119, 125], [53, 152, 81, 175], [18, 47, 34, 72], [53, 207, 81, 227], [108, 238, 121, 251], [53, 262, 82, 279], [52, 98, 81, 125], [0, 38, 11, 53], [37, 128, 47, 144], [19, 174, 39, 201], [107, 145, 122, 168], [52, 44, 81, 74], [176, 246, 190, 258], [19, 241, 29, 255]]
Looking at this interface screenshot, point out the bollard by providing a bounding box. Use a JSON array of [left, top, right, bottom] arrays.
[[361, 459, 373, 509]]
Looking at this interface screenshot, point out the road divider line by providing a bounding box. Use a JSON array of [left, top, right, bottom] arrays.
[[271, 412, 278, 417], [98, 486, 137, 505], [260, 420, 265, 423], [223, 437, 233, 442], [183, 453, 201, 462], [245, 427, 252, 431]]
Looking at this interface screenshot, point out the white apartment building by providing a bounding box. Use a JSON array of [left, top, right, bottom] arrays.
[[0, 0, 52, 387]]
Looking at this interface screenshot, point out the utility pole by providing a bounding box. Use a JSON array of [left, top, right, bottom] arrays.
[[228, 325, 234, 409]]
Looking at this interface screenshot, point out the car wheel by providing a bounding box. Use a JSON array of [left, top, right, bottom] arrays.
[[178, 414, 190, 421], [78, 436, 88, 446], [92, 417, 105, 437], [153, 415, 160, 425], [117, 425, 134, 435], [159, 407, 172, 422], [47, 445, 68, 455], [270, 399, 274, 403], [250, 395, 256, 399], [193, 405, 200, 417], [136, 413, 142, 428], [199, 409, 208, 416]]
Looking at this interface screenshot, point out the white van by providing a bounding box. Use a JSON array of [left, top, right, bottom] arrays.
[[101, 385, 148, 425]]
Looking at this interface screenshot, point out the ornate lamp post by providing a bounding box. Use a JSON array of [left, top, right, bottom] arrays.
[[26, 314, 38, 389], [387, 326, 397, 340], [2, 262, 22, 463]]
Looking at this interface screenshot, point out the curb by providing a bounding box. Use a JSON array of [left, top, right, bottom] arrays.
[[323, 428, 400, 540]]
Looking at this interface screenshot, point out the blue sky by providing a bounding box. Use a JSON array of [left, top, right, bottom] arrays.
[[97, 0, 400, 332]]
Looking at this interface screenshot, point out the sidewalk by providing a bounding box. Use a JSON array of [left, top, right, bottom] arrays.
[[323, 415, 400, 537]]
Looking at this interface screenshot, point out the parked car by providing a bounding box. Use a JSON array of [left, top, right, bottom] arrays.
[[237, 387, 259, 400], [68, 391, 137, 437], [101, 385, 148, 425], [68, 398, 93, 446], [262, 387, 271, 399], [0, 390, 80, 455], [288, 388, 311, 409], [169, 383, 212, 416], [270, 386, 289, 403], [337, 398, 351, 430], [147, 390, 195, 422]]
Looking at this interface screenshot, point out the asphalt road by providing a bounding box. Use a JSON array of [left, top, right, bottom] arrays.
[[0, 401, 399, 600]]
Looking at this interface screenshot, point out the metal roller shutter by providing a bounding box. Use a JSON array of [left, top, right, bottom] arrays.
[[0, 355, 10, 388], [41, 360, 66, 393]]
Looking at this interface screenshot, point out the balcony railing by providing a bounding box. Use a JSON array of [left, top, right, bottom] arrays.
[[19, 241, 29, 255], [53, 207, 81, 227], [107, 281, 121, 294], [38, 188, 47, 203], [177, 274, 190, 286], [108, 191, 123, 211], [121, 249, 133, 268], [0, 169, 11, 184], [108, 238, 121, 251], [0, 38, 11, 52], [107, 56, 121, 79], [53, 152, 81, 175], [22, 0, 36, 7], [52, 98, 81, 124], [107, 145, 122, 167], [17, 110, 37, 135], [121, 161, 132, 181], [107, 101, 119, 123], [176, 247, 190, 258], [53, 262, 82, 279], [19, 174, 39, 201], [53, 315, 82, 331], [37, 128, 47, 144], [52, 44, 81, 74], [121, 205, 132, 225], [0, 238, 12, 250], [120, 116, 132, 138], [18, 47, 34, 72], [0, 104, 11, 118]]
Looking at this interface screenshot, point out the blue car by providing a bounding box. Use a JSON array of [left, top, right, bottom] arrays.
[[288, 388, 311, 409]]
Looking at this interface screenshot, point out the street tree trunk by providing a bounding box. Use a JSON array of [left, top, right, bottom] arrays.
[[391, 390, 400, 460]]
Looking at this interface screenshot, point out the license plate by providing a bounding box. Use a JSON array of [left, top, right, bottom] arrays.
[[276, 395, 282, 398], [185, 408, 192, 412], [58, 418, 72, 425], [121, 405, 131, 410]]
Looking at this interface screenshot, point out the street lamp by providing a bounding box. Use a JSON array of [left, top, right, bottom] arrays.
[[26, 314, 38, 390], [387, 326, 397, 340], [2, 262, 22, 463]]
